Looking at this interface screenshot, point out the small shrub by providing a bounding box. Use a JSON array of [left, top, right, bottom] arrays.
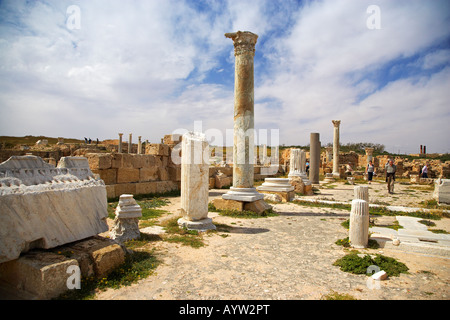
[[333, 253, 408, 277]]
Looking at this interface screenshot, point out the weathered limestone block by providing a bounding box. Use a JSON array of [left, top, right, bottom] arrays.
[[215, 170, 232, 188], [177, 132, 215, 231], [0, 155, 109, 264], [433, 178, 450, 204], [146, 143, 170, 156], [0, 251, 79, 299], [139, 167, 159, 182], [135, 181, 157, 195], [110, 194, 142, 243], [155, 181, 178, 194], [92, 168, 117, 185], [243, 199, 272, 214], [169, 166, 181, 182], [85, 153, 112, 170], [212, 198, 244, 211], [349, 199, 369, 248], [116, 168, 140, 183], [114, 183, 136, 197], [157, 166, 169, 181]]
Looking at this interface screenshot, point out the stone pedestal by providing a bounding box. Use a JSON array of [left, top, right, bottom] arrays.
[[332, 120, 341, 178], [309, 133, 320, 184], [110, 194, 142, 243], [177, 132, 215, 231], [433, 178, 450, 204], [220, 30, 267, 213], [257, 178, 295, 202], [349, 199, 369, 248]]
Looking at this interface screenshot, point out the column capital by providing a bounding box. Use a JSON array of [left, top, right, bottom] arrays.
[[365, 147, 374, 156], [332, 120, 341, 127], [118, 133, 123, 136], [225, 31, 258, 56]]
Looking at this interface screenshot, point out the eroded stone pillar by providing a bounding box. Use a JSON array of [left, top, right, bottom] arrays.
[[138, 136, 142, 154], [118, 133, 123, 153], [128, 134, 132, 153], [177, 131, 215, 231], [332, 120, 341, 178], [309, 133, 320, 184], [326, 146, 333, 162], [349, 199, 369, 248], [365, 147, 374, 164], [222, 31, 263, 203]]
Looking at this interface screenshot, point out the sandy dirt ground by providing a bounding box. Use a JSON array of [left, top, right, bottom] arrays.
[[95, 180, 450, 300]]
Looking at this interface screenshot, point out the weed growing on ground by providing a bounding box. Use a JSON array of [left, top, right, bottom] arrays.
[[333, 253, 408, 277]]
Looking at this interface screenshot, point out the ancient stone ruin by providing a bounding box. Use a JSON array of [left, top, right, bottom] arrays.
[[0, 155, 109, 263]]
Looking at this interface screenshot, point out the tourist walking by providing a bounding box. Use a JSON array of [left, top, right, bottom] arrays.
[[421, 163, 429, 178], [366, 160, 375, 184], [385, 160, 397, 194]]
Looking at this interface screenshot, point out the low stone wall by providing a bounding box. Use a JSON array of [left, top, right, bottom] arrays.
[[85, 151, 180, 199]]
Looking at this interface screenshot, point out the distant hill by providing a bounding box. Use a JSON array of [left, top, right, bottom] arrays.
[[0, 135, 85, 147]]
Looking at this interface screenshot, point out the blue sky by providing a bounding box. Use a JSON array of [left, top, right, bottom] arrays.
[[0, 0, 449, 154]]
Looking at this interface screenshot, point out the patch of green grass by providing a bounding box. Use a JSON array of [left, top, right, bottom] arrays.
[[160, 217, 206, 248], [428, 228, 449, 234], [333, 253, 408, 277], [321, 291, 357, 300], [335, 237, 380, 249], [208, 202, 278, 219], [418, 219, 436, 227], [56, 250, 160, 300]]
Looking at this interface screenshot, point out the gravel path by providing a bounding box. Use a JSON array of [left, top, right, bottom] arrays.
[[95, 186, 450, 300]]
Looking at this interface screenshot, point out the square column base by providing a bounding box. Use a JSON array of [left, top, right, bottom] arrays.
[[222, 187, 264, 202]]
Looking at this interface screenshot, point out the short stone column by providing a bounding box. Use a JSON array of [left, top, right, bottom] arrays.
[[57, 137, 64, 145], [138, 136, 142, 154], [177, 131, 215, 231], [309, 133, 320, 184], [288, 148, 301, 178], [110, 194, 142, 243], [349, 199, 369, 248], [128, 134, 132, 153], [222, 31, 263, 203], [325, 146, 333, 162], [332, 120, 341, 178], [354, 185, 369, 202], [365, 147, 374, 164], [118, 133, 123, 153]]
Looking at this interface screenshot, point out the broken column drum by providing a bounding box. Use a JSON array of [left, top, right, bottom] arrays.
[[349, 199, 370, 248], [354, 185, 369, 202], [222, 31, 263, 203], [128, 133, 132, 154], [365, 147, 374, 164], [332, 120, 341, 178], [177, 131, 215, 231]]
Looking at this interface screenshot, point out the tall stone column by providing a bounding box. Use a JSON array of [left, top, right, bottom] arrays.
[[138, 136, 142, 154], [309, 133, 320, 184], [222, 31, 263, 203], [118, 133, 123, 153], [128, 134, 132, 154], [177, 131, 215, 231], [365, 147, 374, 164], [332, 120, 341, 178], [349, 199, 369, 248]]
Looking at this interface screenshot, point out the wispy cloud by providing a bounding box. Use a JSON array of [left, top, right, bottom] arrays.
[[0, 0, 449, 153]]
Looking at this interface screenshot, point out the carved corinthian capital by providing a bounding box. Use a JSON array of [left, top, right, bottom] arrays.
[[225, 31, 258, 56], [332, 120, 341, 127]]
